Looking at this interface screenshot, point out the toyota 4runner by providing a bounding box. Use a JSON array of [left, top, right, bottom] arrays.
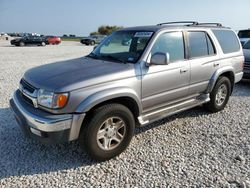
[[10, 22, 244, 161]]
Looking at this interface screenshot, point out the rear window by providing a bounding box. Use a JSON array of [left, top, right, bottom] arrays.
[[212, 30, 240, 54], [238, 30, 250, 38]]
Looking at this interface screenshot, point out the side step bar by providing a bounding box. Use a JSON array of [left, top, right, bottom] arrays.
[[138, 94, 210, 126]]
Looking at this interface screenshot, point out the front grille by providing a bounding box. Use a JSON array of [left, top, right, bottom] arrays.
[[20, 79, 35, 94], [19, 79, 37, 108], [244, 62, 250, 70], [21, 92, 34, 106]]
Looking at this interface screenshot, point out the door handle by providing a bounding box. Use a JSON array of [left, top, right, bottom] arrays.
[[214, 62, 220, 67], [180, 68, 188, 73]]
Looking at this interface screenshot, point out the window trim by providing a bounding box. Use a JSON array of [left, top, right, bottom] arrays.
[[147, 31, 187, 64], [186, 30, 217, 60]]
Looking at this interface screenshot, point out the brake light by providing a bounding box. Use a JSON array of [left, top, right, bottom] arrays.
[[242, 61, 245, 70]]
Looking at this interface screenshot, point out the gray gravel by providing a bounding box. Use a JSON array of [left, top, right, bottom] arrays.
[[0, 41, 249, 187]]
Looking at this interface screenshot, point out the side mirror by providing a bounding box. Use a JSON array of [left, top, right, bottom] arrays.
[[150, 52, 170, 65]]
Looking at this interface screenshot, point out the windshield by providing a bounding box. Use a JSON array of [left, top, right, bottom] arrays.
[[88, 31, 154, 63], [243, 41, 250, 50], [238, 30, 250, 38]]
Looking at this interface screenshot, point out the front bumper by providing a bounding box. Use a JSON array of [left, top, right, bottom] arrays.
[[10, 90, 85, 144]]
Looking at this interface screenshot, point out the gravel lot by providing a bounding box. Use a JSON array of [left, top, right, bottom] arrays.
[[0, 41, 249, 187]]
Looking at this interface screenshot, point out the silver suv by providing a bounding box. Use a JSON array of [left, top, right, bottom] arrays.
[[10, 22, 244, 161]]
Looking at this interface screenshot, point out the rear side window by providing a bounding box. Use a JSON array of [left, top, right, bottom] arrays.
[[188, 31, 216, 58], [212, 30, 240, 54]]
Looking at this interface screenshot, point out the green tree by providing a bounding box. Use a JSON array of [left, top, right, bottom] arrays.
[[90, 25, 123, 36], [90, 31, 99, 36]]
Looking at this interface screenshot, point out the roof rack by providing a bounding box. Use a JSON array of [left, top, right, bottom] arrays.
[[196, 23, 223, 27], [157, 21, 198, 26], [157, 21, 224, 28]]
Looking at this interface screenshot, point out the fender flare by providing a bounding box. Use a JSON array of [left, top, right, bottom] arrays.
[[205, 66, 235, 93], [75, 87, 142, 114]]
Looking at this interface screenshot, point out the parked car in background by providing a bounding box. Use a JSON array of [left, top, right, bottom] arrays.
[[10, 22, 244, 161], [46, 36, 61, 45], [238, 29, 250, 46], [80, 35, 106, 45], [242, 40, 250, 78], [10, 36, 48, 46]]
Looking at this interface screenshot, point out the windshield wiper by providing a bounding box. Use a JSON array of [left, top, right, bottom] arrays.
[[86, 52, 100, 59], [100, 55, 127, 64]]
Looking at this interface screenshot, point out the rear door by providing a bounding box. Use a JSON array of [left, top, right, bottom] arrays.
[[186, 31, 219, 95]]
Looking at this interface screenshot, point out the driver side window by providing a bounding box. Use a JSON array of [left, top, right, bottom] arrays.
[[151, 32, 185, 63]]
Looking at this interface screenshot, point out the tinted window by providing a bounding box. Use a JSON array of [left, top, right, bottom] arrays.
[[238, 30, 250, 38], [92, 31, 153, 63], [188, 32, 215, 58], [213, 30, 240, 54], [243, 41, 250, 50], [151, 32, 185, 62]]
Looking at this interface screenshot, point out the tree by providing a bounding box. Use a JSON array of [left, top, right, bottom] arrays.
[[90, 31, 99, 36], [90, 25, 123, 36]]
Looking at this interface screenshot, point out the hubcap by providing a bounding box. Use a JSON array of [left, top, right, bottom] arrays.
[[97, 117, 126, 151], [215, 84, 227, 106]]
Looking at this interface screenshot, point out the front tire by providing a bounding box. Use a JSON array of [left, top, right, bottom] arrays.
[[41, 42, 46, 46], [205, 76, 231, 112], [79, 104, 135, 161], [90, 41, 95, 46]]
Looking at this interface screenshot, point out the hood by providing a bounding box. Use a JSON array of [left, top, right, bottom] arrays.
[[11, 38, 21, 42], [243, 49, 250, 62], [23, 57, 137, 92]]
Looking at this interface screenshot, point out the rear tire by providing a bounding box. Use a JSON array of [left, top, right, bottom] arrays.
[[90, 41, 95, 46], [205, 76, 231, 112], [79, 103, 135, 161]]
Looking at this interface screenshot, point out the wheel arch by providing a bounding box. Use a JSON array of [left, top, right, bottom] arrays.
[[206, 67, 235, 94], [75, 88, 142, 121]]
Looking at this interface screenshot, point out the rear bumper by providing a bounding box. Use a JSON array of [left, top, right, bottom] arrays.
[[10, 90, 85, 144], [235, 72, 243, 83]]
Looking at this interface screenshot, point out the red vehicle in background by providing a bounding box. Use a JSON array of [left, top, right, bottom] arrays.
[[46, 36, 61, 45]]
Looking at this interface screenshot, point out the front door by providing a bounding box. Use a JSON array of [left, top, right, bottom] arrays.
[[141, 31, 190, 112]]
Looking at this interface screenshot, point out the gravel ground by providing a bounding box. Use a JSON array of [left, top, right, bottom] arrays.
[[0, 41, 249, 187]]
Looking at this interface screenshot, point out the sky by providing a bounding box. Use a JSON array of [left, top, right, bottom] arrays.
[[0, 0, 249, 36]]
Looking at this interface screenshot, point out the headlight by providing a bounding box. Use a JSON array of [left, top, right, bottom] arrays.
[[37, 89, 68, 109]]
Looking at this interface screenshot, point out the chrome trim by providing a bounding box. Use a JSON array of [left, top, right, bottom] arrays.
[[21, 89, 38, 108], [19, 82, 37, 98], [19, 82, 38, 108], [138, 116, 149, 125]]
